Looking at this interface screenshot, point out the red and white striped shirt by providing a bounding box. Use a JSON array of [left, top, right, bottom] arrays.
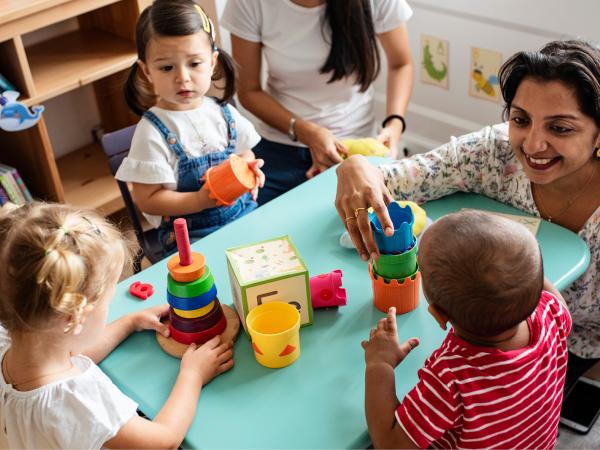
[[396, 291, 571, 449]]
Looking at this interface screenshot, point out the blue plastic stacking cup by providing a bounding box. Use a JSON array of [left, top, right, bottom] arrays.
[[369, 202, 414, 254]]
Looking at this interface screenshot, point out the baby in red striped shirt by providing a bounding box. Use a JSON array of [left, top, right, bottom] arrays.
[[363, 210, 571, 449]]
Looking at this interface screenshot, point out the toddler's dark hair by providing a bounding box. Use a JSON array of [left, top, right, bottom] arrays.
[[418, 210, 543, 336], [125, 0, 236, 115]]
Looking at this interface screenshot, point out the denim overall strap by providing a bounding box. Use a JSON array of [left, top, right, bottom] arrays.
[[143, 110, 188, 160], [153, 104, 257, 255]]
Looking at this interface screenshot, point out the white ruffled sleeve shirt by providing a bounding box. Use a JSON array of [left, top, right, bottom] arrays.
[[0, 327, 138, 449]]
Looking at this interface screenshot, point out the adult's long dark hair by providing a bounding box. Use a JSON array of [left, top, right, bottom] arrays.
[[320, 0, 380, 92], [124, 0, 236, 116]]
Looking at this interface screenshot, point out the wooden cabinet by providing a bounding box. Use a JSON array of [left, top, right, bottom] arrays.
[[0, 0, 151, 214]]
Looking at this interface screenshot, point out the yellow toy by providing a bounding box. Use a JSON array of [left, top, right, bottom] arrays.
[[340, 138, 388, 158], [369, 201, 427, 236]]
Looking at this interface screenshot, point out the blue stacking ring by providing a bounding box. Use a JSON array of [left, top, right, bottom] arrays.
[[167, 283, 218, 311]]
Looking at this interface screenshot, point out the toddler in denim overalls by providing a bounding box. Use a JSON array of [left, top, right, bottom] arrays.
[[116, 2, 264, 255]]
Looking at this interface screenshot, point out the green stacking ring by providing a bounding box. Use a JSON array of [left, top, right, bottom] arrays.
[[167, 265, 215, 298]]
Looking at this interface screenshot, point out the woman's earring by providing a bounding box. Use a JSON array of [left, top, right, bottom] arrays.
[[596, 147, 600, 158]]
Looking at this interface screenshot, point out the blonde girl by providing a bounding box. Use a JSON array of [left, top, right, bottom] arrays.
[[0, 202, 233, 448]]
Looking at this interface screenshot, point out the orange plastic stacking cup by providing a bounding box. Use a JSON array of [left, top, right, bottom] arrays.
[[369, 263, 420, 314], [202, 155, 257, 206]]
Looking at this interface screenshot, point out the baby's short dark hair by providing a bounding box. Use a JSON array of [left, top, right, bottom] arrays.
[[418, 210, 543, 336]]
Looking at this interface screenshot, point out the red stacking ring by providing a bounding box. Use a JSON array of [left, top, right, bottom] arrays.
[[169, 313, 227, 345], [169, 300, 223, 333]]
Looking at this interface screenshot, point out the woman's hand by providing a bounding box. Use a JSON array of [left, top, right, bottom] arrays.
[[376, 119, 404, 159], [335, 155, 395, 260], [296, 119, 347, 178]]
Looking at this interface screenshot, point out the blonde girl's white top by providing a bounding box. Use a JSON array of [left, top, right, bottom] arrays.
[[115, 97, 261, 228], [221, 0, 413, 146], [381, 123, 600, 359], [0, 327, 138, 449]]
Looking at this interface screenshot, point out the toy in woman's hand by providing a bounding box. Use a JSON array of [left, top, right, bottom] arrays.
[[339, 138, 388, 158], [201, 154, 257, 206], [340, 201, 430, 249], [156, 218, 240, 358], [310, 270, 347, 309]]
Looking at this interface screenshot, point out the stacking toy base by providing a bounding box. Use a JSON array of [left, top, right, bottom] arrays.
[[369, 263, 420, 314], [156, 305, 240, 358]]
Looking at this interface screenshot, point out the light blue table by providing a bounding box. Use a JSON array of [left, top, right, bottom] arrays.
[[102, 163, 590, 449]]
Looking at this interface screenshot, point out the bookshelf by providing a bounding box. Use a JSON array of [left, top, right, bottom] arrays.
[[0, 0, 151, 214]]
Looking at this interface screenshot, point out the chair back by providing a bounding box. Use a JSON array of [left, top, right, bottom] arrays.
[[101, 125, 163, 270]]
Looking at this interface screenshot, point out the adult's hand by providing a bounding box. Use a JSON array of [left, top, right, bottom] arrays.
[[335, 155, 395, 260], [376, 119, 404, 159], [296, 119, 347, 178]]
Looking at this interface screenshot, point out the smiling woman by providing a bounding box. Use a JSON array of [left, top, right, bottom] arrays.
[[335, 39, 600, 390]]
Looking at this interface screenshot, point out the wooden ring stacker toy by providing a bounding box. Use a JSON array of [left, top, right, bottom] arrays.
[[157, 218, 240, 358], [168, 299, 223, 333], [167, 219, 206, 282], [167, 268, 215, 298], [167, 283, 217, 310], [157, 305, 240, 358], [172, 299, 215, 319]]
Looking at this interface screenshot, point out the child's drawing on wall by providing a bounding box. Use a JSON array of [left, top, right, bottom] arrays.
[[469, 47, 502, 102], [420, 35, 449, 89]]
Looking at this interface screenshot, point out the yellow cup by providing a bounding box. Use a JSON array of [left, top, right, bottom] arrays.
[[246, 302, 301, 369]]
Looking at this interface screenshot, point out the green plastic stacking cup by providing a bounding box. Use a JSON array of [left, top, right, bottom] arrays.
[[373, 243, 417, 279]]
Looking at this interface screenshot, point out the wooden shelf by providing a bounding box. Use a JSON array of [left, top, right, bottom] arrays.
[[25, 28, 136, 105], [56, 141, 124, 216]]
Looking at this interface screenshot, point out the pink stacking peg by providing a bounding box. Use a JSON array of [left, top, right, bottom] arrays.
[[174, 218, 192, 266], [310, 269, 347, 309]]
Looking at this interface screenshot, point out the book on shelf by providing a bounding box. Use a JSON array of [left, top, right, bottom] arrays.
[[0, 185, 8, 206], [0, 73, 16, 93], [0, 164, 32, 205]]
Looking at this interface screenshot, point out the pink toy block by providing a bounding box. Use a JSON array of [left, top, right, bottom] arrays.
[[310, 270, 347, 309]]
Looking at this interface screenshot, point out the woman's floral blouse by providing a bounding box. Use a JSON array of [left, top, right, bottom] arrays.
[[381, 123, 600, 359]]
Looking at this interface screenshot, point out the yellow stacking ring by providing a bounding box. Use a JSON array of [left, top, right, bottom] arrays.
[[173, 300, 215, 319]]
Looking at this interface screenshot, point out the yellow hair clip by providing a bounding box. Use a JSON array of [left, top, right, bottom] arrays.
[[194, 4, 212, 35]]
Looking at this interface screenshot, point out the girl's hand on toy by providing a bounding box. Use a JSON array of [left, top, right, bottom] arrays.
[[129, 304, 170, 337], [335, 154, 394, 261], [180, 336, 234, 386], [362, 307, 419, 369], [296, 119, 347, 178], [247, 158, 265, 201], [376, 121, 403, 159]]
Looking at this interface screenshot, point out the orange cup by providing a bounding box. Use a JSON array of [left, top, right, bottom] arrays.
[[368, 262, 420, 314], [201, 155, 257, 206]]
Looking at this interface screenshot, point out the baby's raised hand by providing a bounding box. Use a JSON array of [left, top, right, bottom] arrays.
[[129, 304, 170, 337], [361, 307, 419, 368], [180, 336, 234, 386], [247, 158, 265, 201]]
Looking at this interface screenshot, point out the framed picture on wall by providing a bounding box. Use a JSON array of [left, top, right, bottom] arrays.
[[469, 47, 503, 103], [420, 35, 449, 89]]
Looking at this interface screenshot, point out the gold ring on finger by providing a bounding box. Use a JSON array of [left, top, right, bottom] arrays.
[[354, 207, 368, 219], [345, 216, 356, 223]]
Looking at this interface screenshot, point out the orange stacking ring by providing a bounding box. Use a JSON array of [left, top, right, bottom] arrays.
[[201, 155, 257, 206], [369, 263, 420, 314], [167, 251, 206, 283], [168, 313, 227, 345]]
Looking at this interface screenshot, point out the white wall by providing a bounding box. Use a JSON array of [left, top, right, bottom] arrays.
[[45, 0, 600, 157]]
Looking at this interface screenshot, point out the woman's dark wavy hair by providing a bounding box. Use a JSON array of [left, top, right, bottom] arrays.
[[320, 0, 380, 92], [124, 0, 236, 115], [499, 40, 600, 128]]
